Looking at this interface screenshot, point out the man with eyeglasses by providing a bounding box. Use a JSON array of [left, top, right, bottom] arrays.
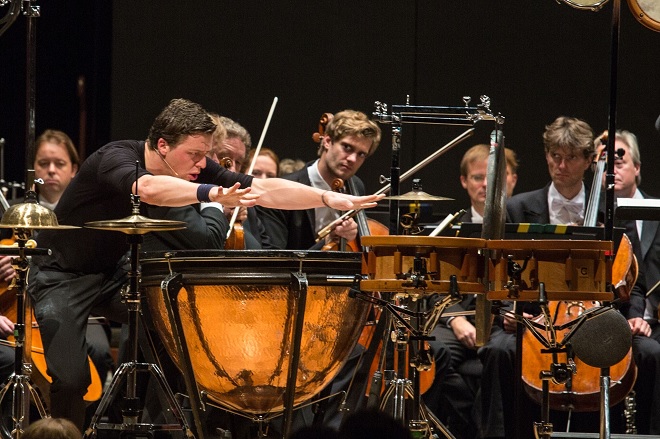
[[457, 143, 519, 224]]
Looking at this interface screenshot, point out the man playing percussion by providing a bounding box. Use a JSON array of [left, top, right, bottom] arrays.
[[609, 129, 660, 435], [27, 98, 382, 429], [477, 116, 596, 439]]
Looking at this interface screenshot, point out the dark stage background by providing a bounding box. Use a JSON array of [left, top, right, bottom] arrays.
[[1, 1, 659, 220]]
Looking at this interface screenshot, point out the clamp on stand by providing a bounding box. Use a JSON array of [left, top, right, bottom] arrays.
[[351, 254, 464, 439]]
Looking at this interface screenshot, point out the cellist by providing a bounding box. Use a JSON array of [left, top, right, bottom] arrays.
[[479, 116, 599, 439], [608, 129, 660, 435]]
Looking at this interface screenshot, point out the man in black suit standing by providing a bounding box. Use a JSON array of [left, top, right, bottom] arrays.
[[610, 129, 660, 435]]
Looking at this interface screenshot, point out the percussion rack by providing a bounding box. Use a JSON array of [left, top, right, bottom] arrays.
[[372, 96, 504, 236]]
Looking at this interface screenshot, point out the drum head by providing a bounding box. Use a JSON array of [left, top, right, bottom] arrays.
[[627, 0, 660, 32], [558, 0, 610, 11]]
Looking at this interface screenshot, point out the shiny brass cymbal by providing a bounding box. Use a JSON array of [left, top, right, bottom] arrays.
[[383, 190, 453, 202], [85, 214, 187, 235], [0, 201, 79, 230]]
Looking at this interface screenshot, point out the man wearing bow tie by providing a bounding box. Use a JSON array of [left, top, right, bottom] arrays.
[[476, 116, 596, 439], [506, 116, 595, 225]]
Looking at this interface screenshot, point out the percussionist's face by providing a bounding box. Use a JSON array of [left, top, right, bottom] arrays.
[[159, 134, 212, 181]]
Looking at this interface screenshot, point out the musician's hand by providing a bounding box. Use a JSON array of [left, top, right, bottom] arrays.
[[628, 317, 651, 337], [0, 256, 15, 283], [0, 315, 14, 337], [329, 218, 358, 242], [211, 183, 259, 208], [503, 311, 533, 333], [324, 192, 385, 211], [450, 317, 477, 349], [223, 206, 248, 223]]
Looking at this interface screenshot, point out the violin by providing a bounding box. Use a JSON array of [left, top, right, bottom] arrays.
[[520, 136, 637, 411], [219, 157, 246, 250]]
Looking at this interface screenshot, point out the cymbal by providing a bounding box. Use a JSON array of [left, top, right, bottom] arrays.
[[383, 190, 453, 202], [85, 214, 187, 235], [0, 201, 79, 230]]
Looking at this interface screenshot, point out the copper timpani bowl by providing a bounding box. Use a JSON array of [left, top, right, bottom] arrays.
[[140, 249, 367, 415]]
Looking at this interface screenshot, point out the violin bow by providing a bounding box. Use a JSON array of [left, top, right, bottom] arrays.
[[226, 96, 279, 239]]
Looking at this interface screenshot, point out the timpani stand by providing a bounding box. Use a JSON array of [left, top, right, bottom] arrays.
[[485, 239, 624, 439], [358, 235, 486, 439]]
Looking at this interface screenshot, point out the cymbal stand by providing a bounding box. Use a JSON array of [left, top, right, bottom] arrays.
[[0, 231, 50, 439], [351, 257, 462, 439], [84, 195, 193, 439]]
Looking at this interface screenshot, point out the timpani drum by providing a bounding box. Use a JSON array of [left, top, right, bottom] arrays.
[[140, 249, 367, 415]]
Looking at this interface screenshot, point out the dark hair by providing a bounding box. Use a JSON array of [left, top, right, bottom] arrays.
[[147, 98, 216, 150]]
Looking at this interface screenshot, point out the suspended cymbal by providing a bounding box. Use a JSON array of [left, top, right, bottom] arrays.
[[0, 201, 79, 230], [86, 214, 187, 235], [383, 190, 453, 202]]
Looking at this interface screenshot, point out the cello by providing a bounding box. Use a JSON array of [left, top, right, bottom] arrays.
[[520, 136, 637, 412]]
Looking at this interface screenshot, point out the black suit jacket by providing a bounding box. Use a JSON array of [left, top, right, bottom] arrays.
[[506, 184, 552, 224], [256, 164, 366, 250], [626, 192, 660, 318]]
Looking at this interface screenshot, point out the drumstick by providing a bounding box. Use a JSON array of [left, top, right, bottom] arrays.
[[429, 209, 465, 237], [227, 97, 279, 239]]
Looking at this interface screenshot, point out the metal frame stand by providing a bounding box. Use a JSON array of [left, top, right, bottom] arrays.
[[0, 233, 50, 439], [83, 215, 194, 439], [352, 271, 464, 439]]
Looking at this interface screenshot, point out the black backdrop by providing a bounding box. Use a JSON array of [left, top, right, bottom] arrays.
[[1, 1, 658, 219]]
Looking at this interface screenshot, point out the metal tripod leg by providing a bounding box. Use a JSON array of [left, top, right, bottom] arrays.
[[83, 234, 193, 439]]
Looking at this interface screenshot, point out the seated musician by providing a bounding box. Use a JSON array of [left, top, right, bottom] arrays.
[[607, 129, 660, 435], [208, 114, 272, 249], [244, 147, 280, 179], [477, 116, 597, 439], [257, 110, 452, 432], [26, 98, 382, 430], [426, 143, 518, 438], [0, 130, 114, 399]]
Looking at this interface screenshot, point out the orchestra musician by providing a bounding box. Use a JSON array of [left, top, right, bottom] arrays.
[[244, 147, 280, 179], [426, 143, 519, 439], [609, 129, 660, 435], [208, 114, 272, 249], [0, 130, 115, 395], [256, 109, 379, 251], [255, 109, 390, 430], [477, 116, 597, 438], [26, 98, 382, 430]]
